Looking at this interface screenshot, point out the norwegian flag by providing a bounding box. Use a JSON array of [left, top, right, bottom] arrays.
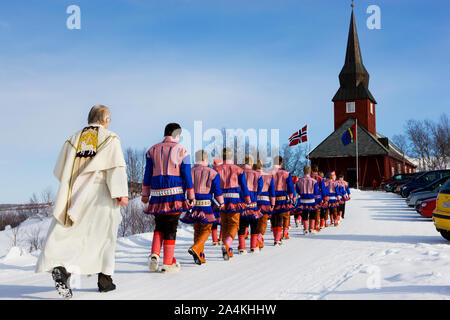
[[289, 125, 308, 147]]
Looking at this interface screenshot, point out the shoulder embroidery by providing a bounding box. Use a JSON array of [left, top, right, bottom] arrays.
[[76, 126, 99, 158]]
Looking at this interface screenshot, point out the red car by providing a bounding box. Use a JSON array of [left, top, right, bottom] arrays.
[[418, 198, 436, 218]]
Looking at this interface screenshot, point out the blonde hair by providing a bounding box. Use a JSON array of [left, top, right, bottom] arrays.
[[222, 147, 233, 161], [255, 160, 263, 170], [244, 154, 254, 166], [88, 105, 110, 125], [195, 150, 209, 163], [303, 166, 311, 175]]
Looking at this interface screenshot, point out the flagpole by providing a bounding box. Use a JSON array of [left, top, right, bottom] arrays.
[[308, 141, 310, 166], [307, 126, 310, 166], [356, 118, 359, 190]]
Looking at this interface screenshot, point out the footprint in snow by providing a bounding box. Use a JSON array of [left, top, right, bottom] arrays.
[[423, 250, 439, 256], [415, 271, 437, 278], [378, 248, 399, 256], [384, 274, 404, 282]]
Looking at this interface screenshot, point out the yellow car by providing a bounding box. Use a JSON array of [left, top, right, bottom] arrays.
[[432, 179, 450, 241]]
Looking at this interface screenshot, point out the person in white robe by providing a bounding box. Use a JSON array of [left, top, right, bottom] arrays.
[[35, 105, 128, 299]]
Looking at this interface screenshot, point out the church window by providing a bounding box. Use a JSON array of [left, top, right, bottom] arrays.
[[346, 102, 355, 113]]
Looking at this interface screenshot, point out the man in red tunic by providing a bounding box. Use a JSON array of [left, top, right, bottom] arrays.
[[141, 123, 195, 273], [214, 148, 251, 260]]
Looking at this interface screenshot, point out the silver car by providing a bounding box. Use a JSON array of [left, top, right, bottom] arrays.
[[406, 186, 441, 207]]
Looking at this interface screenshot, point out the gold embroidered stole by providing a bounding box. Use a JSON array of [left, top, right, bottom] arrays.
[[64, 126, 99, 226]]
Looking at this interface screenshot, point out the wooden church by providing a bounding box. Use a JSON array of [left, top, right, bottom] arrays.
[[308, 7, 416, 188]]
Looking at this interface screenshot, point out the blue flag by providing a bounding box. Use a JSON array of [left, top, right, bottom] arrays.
[[341, 123, 356, 146]]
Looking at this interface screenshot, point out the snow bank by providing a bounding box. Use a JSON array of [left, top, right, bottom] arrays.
[[1, 190, 450, 300], [1, 246, 37, 267]]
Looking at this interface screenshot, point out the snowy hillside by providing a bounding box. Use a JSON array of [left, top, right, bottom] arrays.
[[1, 190, 450, 300]]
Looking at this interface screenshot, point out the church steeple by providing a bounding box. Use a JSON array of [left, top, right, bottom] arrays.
[[332, 9, 376, 103], [332, 5, 377, 135]]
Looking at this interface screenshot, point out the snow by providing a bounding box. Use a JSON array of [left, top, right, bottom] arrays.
[[1, 190, 450, 300], [0, 215, 52, 257]]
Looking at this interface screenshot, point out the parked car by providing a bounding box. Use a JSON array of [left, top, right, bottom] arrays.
[[394, 183, 407, 194], [382, 173, 412, 189], [384, 173, 421, 193], [432, 179, 450, 241], [418, 198, 436, 218], [401, 170, 450, 198], [407, 189, 439, 208], [406, 178, 449, 207], [408, 176, 450, 195]]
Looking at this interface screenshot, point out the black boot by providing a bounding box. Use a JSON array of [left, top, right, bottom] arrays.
[[52, 266, 72, 299], [98, 273, 116, 293], [188, 248, 202, 265]]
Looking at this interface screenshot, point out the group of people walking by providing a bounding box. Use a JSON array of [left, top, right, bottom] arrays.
[[35, 106, 351, 299], [141, 123, 352, 273]]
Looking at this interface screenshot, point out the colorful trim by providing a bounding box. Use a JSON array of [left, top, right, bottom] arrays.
[[144, 200, 191, 215], [194, 200, 212, 207], [150, 186, 184, 197], [223, 193, 241, 199]]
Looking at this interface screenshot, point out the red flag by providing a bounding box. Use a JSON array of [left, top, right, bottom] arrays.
[[289, 125, 308, 146]]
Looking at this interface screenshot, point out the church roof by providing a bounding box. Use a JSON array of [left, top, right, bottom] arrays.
[[308, 118, 415, 167], [332, 10, 377, 104]]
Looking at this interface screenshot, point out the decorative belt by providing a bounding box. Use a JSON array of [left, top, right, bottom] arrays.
[[150, 187, 184, 197], [223, 193, 240, 199], [194, 200, 211, 207], [328, 196, 337, 200], [276, 196, 288, 201], [300, 199, 316, 204], [248, 202, 257, 208], [257, 195, 270, 202]]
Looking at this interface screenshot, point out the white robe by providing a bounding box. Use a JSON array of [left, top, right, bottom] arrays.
[[36, 124, 128, 275]]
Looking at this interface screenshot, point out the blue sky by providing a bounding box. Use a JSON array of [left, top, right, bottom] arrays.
[[0, 0, 449, 203]]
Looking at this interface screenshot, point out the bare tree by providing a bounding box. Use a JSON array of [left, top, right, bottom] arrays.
[[9, 224, 22, 247], [428, 114, 450, 169], [392, 134, 408, 156], [119, 205, 133, 237], [392, 134, 408, 172], [405, 119, 433, 170], [39, 187, 55, 217], [125, 148, 146, 199], [119, 201, 155, 237], [402, 113, 449, 170], [28, 193, 39, 215], [40, 187, 55, 204], [281, 143, 308, 177], [27, 227, 43, 253]]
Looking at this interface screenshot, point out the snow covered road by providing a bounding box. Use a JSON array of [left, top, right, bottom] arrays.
[[1, 190, 450, 300]]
